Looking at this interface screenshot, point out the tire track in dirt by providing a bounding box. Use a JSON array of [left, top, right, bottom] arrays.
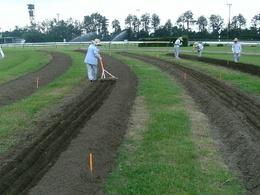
[[0, 51, 72, 108], [0, 80, 116, 194], [118, 52, 260, 194]]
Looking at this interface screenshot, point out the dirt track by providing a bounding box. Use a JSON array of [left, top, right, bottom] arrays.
[[0, 51, 72, 108], [0, 50, 259, 194]]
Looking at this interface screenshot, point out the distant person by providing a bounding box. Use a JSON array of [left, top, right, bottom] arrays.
[[0, 47, 4, 59], [232, 38, 242, 63], [193, 42, 204, 57], [174, 37, 183, 59], [84, 39, 102, 81]]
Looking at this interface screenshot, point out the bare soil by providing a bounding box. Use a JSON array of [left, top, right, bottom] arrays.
[[0, 50, 259, 195]]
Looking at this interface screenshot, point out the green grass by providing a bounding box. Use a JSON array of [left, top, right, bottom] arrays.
[[0, 49, 51, 84], [103, 51, 245, 194]]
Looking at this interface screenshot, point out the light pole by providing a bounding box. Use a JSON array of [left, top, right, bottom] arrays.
[[227, 3, 232, 38]]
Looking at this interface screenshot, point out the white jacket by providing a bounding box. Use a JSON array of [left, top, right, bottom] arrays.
[[232, 42, 242, 53]]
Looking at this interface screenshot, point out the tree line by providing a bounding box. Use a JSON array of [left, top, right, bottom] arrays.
[[1, 10, 260, 42]]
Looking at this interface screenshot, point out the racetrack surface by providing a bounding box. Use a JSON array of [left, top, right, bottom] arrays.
[[0, 51, 72, 108], [118, 52, 260, 194], [0, 50, 259, 194]]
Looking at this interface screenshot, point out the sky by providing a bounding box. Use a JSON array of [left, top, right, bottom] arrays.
[[0, 0, 259, 32]]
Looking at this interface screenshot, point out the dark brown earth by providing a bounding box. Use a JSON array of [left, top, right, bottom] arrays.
[[0, 50, 259, 195]]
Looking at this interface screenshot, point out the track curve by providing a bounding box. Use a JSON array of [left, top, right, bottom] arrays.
[[118, 52, 260, 194], [0, 51, 72, 108]]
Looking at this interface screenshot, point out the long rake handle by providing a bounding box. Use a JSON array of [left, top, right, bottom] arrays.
[[99, 58, 105, 73], [99, 58, 106, 78]]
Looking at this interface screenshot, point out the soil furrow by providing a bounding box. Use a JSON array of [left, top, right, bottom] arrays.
[[0, 80, 116, 194], [118, 52, 260, 194]]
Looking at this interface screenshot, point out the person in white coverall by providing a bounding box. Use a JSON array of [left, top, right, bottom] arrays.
[[193, 42, 204, 57], [174, 37, 183, 59], [0, 47, 4, 59], [84, 39, 102, 81], [232, 38, 242, 63]]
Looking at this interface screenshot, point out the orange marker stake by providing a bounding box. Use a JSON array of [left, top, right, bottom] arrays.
[[184, 73, 187, 82], [89, 153, 93, 171], [36, 77, 40, 89], [89, 153, 93, 181]]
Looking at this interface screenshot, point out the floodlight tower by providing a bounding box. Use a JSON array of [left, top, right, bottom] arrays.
[[27, 4, 35, 26], [227, 3, 232, 38]]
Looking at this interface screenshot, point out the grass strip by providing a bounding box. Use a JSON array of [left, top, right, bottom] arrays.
[[104, 52, 245, 194]]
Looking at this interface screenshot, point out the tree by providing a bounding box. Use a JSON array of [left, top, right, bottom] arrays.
[[250, 13, 260, 37], [231, 14, 246, 29], [132, 15, 140, 34], [125, 14, 133, 30], [153, 20, 172, 37], [112, 19, 121, 33], [82, 13, 108, 38], [176, 14, 185, 29], [151, 13, 160, 32], [177, 10, 196, 30], [251, 13, 260, 28], [91, 13, 102, 34], [141, 13, 150, 33], [83, 16, 93, 33], [196, 15, 208, 32], [100, 16, 109, 37], [164, 19, 173, 35], [208, 14, 224, 33]]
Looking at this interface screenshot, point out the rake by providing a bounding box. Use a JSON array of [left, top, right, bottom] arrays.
[[99, 58, 118, 81]]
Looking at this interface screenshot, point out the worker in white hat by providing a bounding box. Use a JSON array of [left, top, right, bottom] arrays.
[[193, 42, 204, 57], [174, 37, 183, 59], [84, 39, 102, 81], [232, 38, 242, 63]]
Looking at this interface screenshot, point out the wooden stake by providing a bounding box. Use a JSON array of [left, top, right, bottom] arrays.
[[89, 153, 93, 171], [227, 61, 229, 65], [36, 77, 40, 89]]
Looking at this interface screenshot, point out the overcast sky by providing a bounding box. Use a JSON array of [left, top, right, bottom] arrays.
[[0, 0, 259, 32]]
